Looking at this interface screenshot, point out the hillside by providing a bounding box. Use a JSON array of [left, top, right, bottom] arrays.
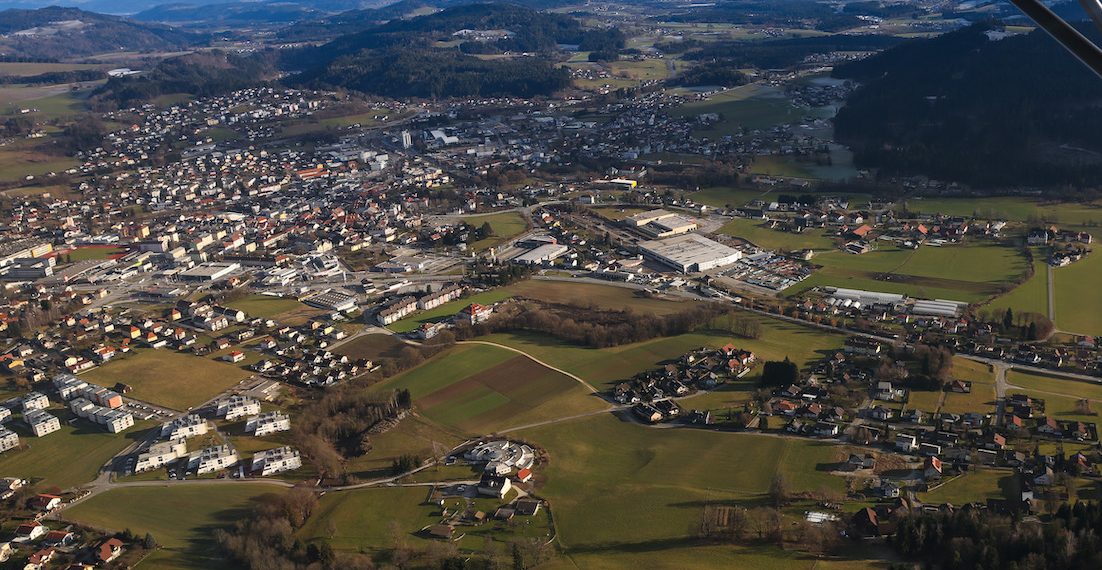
[[0, 6, 202, 59], [134, 2, 326, 26], [91, 50, 276, 109], [833, 23, 1102, 189]]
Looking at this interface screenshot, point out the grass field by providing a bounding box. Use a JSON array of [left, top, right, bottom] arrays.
[[224, 294, 310, 319], [689, 186, 769, 208], [518, 413, 844, 549], [0, 413, 152, 490], [543, 544, 887, 570], [987, 256, 1049, 317], [940, 358, 997, 414], [65, 485, 285, 570], [1007, 370, 1102, 425], [719, 217, 836, 251], [65, 246, 125, 261], [343, 414, 465, 480], [1053, 249, 1102, 335], [919, 469, 1017, 505], [297, 486, 437, 551], [0, 62, 106, 77], [333, 333, 407, 362], [373, 344, 605, 433], [464, 212, 528, 251], [674, 84, 803, 137], [790, 241, 1028, 303], [750, 155, 816, 179], [0, 142, 78, 183], [84, 350, 252, 411], [902, 197, 1102, 229]]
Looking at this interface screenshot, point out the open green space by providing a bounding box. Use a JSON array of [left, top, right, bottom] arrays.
[[224, 294, 309, 319], [688, 186, 768, 208], [987, 255, 1049, 318], [0, 140, 78, 182], [333, 333, 406, 361], [84, 349, 252, 411], [518, 413, 844, 549], [374, 344, 605, 433], [750, 155, 816, 179], [939, 358, 996, 414], [543, 544, 886, 570], [0, 62, 106, 76], [65, 485, 285, 570], [65, 246, 125, 261], [1008, 370, 1102, 425], [2, 91, 86, 119], [0, 414, 153, 490], [675, 84, 803, 137], [464, 211, 528, 252], [298, 486, 436, 551], [901, 197, 1102, 229], [719, 217, 836, 251], [480, 314, 845, 390], [343, 414, 465, 480], [1053, 250, 1102, 336], [919, 469, 1017, 506], [790, 241, 1028, 302]]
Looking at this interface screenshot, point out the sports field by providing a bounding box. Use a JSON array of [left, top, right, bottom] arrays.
[[84, 349, 252, 410], [0, 413, 153, 490], [373, 344, 606, 433], [1053, 250, 1102, 335], [464, 211, 528, 251], [518, 413, 845, 548], [790, 241, 1028, 302], [65, 485, 285, 570]]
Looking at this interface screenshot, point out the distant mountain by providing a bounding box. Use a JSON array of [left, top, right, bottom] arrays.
[[134, 2, 327, 26], [0, 0, 394, 16], [833, 23, 1102, 188], [0, 6, 203, 59], [91, 49, 276, 108]]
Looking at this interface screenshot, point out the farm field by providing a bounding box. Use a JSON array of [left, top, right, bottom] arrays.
[[463, 211, 528, 251], [480, 313, 845, 389], [1, 91, 87, 118], [224, 294, 310, 319], [940, 358, 997, 414], [0, 62, 106, 76], [84, 349, 252, 411], [543, 544, 887, 570], [0, 413, 153, 490], [343, 414, 465, 480], [1053, 250, 1102, 336], [65, 485, 285, 570], [919, 469, 1017, 505], [297, 486, 437, 552], [987, 256, 1049, 318], [674, 84, 802, 137], [388, 279, 688, 332], [1007, 370, 1102, 425], [373, 343, 606, 433], [750, 155, 816, 179], [518, 413, 845, 549], [332, 333, 407, 361], [790, 241, 1028, 303], [689, 185, 769, 208], [0, 142, 78, 183], [719, 217, 836, 251]]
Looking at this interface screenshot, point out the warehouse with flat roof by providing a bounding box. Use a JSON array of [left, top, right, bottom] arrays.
[[639, 234, 742, 273]]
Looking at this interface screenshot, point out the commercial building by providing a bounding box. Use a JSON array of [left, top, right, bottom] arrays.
[[251, 446, 302, 476], [513, 243, 569, 265], [134, 439, 187, 473], [303, 289, 357, 312], [178, 262, 241, 282], [639, 233, 742, 273]]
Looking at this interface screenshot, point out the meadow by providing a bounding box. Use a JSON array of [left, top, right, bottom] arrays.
[[939, 358, 997, 415], [224, 294, 310, 319], [84, 349, 252, 411], [65, 485, 286, 570], [1053, 249, 1102, 336], [674, 84, 802, 137], [919, 468, 1017, 506], [987, 256, 1049, 318], [901, 196, 1102, 229], [688, 185, 769, 208], [1007, 370, 1102, 425], [719, 217, 836, 251], [0, 413, 153, 490], [373, 343, 606, 433], [343, 414, 465, 480], [463, 211, 528, 251]]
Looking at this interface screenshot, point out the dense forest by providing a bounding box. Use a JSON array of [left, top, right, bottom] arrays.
[[833, 23, 1102, 188], [664, 34, 903, 70], [891, 502, 1102, 569], [659, 0, 864, 32], [91, 50, 276, 109]]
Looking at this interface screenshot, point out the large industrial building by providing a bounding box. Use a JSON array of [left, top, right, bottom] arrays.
[[639, 234, 742, 273], [624, 209, 699, 238]]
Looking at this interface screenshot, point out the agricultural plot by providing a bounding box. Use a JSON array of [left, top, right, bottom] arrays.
[[674, 84, 802, 137], [987, 256, 1049, 318], [0, 142, 78, 183], [749, 155, 817, 179], [544, 544, 885, 570], [0, 413, 153, 490], [66, 485, 285, 570], [689, 186, 769, 208], [1007, 370, 1102, 425], [463, 211, 528, 251], [298, 487, 438, 552], [224, 294, 310, 319], [83, 349, 252, 411], [902, 197, 1102, 229], [790, 241, 1028, 303], [1053, 250, 1102, 336], [940, 358, 997, 415], [518, 413, 845, 549], [374, 344, 605, 433], [332, 333, 407, 361], [919, 468, 1017, 506], [343, 415, 465, 480]]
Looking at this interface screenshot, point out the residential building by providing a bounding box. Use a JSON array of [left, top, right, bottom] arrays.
[[160, 414, 208, 440], [187, 444, 238, 475], [24, 409, 60, 437], [250, 446, 302, 476], [134, 439, 187, 473], [0, 427, 17, 454], [245, 412, 291, 437], [216, 396, 261, 420]]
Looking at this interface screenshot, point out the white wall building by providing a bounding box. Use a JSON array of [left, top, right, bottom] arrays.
[[251, 446, 302, 476]]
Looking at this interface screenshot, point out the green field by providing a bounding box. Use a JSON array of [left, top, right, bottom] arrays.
[[0, 413, 152, 490], [373, 344, 606, 433], [750, 155, 816, 178], [901, 197, 1102, 229], [689, 186, 769, 208], [1053, 250, 1102, 335], [297, 486, 437, 551], [1007, 370, 1102, 425], [479, 314, 845, 391], [65, 485, 286, 570], [719, 217, 836, 251], [464, 212, 528, 251], [675, 84, 803, 137], [0, 62, 106, 77], [333, 333, 407, 361], [543, 544, 886, 570], [343, 414, 465, 480], [0, 141, 78, 183], [66, 246, 125, 261], [919, 469, 1017, 505], [518, 413, 844, 549], [790, 241, 1029, 303], [987, 255, 1049, 318], [224, 294, 310, 319], [939, 358, 997, 415], [84, 349, 252, 411]]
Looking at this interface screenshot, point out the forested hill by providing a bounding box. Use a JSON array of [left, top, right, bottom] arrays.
[[284, 3, 619, 99], [0, 6, 203, 59], [832, 23, 1102, 189]]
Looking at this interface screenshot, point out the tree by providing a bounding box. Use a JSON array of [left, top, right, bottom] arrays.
[[480, 221, 495, 237], [1003, 307, 1014, 331], [770, 474, 790, 507], [760, 358, 800, 387], [143, 532, 157, 549]]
